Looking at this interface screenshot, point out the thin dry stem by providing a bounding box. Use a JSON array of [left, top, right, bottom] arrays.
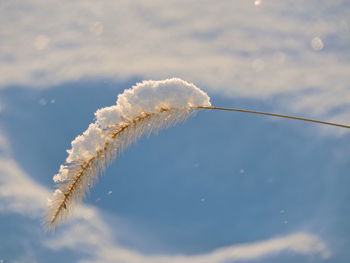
[[197, 106, 350, 129]]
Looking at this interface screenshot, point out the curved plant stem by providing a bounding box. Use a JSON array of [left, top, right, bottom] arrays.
[[198, 106, 350, 129]]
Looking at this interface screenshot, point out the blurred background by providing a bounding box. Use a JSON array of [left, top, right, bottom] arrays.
[[0, 1, 349, 262]]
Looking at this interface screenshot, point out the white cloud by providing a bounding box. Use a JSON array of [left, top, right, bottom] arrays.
[[52, 230, 330, 263], [0, 157, 49, 216], [44, 206, 331, 263], [1, 0, 350, 125], [0, 131, 331, 262], [0, 130, 10, 154]]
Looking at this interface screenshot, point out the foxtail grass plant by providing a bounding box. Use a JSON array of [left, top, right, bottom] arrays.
[[45, 78, 350, 230]]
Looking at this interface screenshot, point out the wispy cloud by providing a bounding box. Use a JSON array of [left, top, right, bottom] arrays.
[[44, 206, 331, 263], [0, 130, 48, 215], [63, 231, 331, 263], [1, 0, 350, 124], [0, 131, 331, 262], [0, 130, 10, 154], [0, 157, 48, 216]]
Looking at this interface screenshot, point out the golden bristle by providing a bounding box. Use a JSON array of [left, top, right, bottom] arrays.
[[45, 107, 195, 230]]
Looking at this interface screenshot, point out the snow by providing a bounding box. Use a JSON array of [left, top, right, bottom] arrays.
[[53, 78, 211, 182]]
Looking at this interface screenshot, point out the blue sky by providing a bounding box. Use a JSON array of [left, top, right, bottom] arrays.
[[0, 1, 350, 263]]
